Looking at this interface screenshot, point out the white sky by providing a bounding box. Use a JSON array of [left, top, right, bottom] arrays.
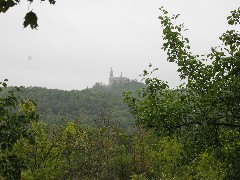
[[0, 0, 239, 90]]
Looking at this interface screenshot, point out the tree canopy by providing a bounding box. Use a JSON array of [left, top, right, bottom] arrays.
[[124, 7, 240, 178], [1, 5, 240, 179], [125, 6, 240, 136], [0, 80, 39, 179]]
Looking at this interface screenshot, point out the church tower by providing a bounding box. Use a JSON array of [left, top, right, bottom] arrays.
[[110, 67, 113, 78], [109, 67, 130, 86], [109, 67, 114, 85]]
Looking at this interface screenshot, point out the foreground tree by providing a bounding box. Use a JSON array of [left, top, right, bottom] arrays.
[[0, 80, 39, 179], [124, 7, 240, 179]]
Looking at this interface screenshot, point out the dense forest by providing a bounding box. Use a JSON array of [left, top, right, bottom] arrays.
[[16, 80, 145, 132], [1, 5, 240, 180]]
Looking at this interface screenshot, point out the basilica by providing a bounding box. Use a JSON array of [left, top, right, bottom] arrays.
[[109, 68, 130, 85]]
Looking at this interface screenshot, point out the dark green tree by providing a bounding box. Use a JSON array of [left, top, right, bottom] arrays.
[[0, 80, 39, 179], [124, 7, 240, 179]]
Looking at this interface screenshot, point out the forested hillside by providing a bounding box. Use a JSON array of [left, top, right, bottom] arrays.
[[1, 4, 240, 180], [18, 80, 145, 132]]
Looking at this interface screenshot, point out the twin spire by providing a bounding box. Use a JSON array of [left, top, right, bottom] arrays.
[[109, 67, 129, 85], [110, 67, 122, 78]]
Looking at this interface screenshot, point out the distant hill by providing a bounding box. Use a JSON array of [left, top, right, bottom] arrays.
[[18, 80, 145, 132]]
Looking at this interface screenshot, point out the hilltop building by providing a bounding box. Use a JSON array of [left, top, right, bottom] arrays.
[[109, 67, 130, 85]]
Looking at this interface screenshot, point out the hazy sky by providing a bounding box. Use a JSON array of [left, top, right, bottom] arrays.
[[1, 0, 239, 90]]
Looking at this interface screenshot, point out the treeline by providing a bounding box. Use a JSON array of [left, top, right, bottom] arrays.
[[8, 120, 228, 180], [17, 80, 145, 132], [1, 81, 238, 180], [1, 6, 240, 180], [0, 86, 229, 180]]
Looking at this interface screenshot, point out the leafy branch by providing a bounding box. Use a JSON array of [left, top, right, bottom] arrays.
[[0, 0, 56, 29]]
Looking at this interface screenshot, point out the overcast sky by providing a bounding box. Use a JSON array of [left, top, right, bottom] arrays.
[[1, 0, 239, 90]]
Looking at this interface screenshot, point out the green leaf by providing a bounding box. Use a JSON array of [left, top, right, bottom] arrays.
[[0, 0, 16, 13], [48, 0, 56, 5], [1, 143, 6, 150], [23, 11, 38, 29], [143, 70, 148, 76], [2, 82, 7, 88]]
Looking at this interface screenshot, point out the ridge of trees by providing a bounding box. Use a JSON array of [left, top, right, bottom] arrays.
[[1, 6, 240, 180], [6, 80, 145, 132]]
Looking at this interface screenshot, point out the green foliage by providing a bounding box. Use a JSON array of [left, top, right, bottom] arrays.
[[0, 80, 39, 179], [23, 11, 38, 29], [0, 0, 56, 29], [2, 4, 240, 179], [193, 151, 226, 179], [124, 7, 240, 179], [1, 87, 234, 179], [11, 81, 144, 132], [125, 6, 240, 139], [0, 0, 17, 13], [7, 120, 196, 179], [130, 173, 148, 180]]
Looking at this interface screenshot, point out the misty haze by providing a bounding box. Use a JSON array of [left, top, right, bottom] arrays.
[[1, 0, 240, 179]]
